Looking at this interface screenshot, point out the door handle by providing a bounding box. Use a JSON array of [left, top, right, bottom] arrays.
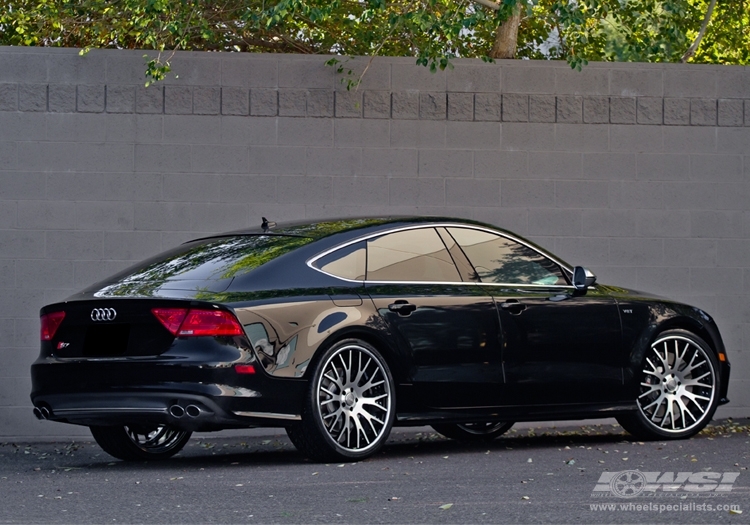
[[388, 301, 417, 316], [500, 300, 526, 314]]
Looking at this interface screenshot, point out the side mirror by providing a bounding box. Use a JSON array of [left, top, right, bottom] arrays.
[[573, 266, 597, 292]]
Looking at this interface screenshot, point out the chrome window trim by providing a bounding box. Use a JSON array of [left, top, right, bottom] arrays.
[[307, 222, 573, 287]]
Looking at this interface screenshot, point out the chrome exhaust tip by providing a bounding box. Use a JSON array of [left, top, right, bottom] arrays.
[[185, 405, 202, 418], [169, 405, 185, 418], [40, 407, 51, 419], [33, 407, 44, 420]]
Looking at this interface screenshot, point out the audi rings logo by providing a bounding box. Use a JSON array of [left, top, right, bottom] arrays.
[[91, 308, 117, 322]]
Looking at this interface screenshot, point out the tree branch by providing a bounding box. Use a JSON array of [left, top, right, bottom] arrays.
[[681, 0, 718, 62]]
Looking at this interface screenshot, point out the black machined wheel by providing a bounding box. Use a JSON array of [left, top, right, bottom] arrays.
[[287, 339, 395, 462], [432, 421, 514, 442], [617, 330, 720, 440], [90, 424, 192, 461]]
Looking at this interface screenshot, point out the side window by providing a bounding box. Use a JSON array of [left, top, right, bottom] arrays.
[[447, 228, 566, 286], [312, 241, 366, 281], [367, 228, 461, 282]]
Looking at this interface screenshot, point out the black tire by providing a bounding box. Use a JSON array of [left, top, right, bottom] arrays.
[[617, 329, 720, 441], [286, 338, 395, 462], [431, 422, 515, 442], [90, 424, 191, 461]]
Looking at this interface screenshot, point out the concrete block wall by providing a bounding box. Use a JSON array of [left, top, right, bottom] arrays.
[[0, 46, 748, 438]]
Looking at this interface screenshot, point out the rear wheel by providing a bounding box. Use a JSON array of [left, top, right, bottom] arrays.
[[90, 424, 191, 461], [287, 339, 395, 462], [432, 421, 514, 442], [617, 330, 719, 440]]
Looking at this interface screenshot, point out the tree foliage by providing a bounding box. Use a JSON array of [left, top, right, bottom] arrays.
[[0, 0, 746, 83]]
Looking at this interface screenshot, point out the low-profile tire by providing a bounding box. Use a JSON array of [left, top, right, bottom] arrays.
[[90, 424, 192, 461], [617, 329, 720, 441], [431, 422, 514, 442], [287, 338, 395, 462]]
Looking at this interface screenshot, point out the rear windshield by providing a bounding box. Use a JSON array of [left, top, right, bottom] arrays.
[[86, 235, 312, 295]]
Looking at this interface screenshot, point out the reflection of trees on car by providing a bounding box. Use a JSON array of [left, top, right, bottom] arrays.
[[477, 242, 564, 285]]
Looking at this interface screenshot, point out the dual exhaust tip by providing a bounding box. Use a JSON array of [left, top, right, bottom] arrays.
[[33, 406, 51, 420], [169, 404, 203, 419]]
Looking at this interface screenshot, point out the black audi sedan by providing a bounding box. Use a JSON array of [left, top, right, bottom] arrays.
[[31, 217, 730, 462]]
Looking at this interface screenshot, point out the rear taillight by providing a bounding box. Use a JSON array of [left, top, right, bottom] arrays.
[[151, 308, 244, 337], [40, 311, 66, 341]]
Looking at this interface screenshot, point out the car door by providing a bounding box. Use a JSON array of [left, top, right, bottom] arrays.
[[446, 227, 624, 405], [364, 227, 505, 409]]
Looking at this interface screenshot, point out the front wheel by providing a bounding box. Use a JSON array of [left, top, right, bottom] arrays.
[[617, 330, 720, 440], [432, 422, 514, 442], [90, 424, 191, 461], [287, 339, 395, 462]]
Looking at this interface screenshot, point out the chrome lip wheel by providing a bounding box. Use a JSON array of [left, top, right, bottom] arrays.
[[124, 425, 188, 454], [638, 335, 716, 433], [315, 344, 392, 454]]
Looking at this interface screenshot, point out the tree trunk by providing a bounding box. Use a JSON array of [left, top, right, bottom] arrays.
[[490, 3, 522, 59]]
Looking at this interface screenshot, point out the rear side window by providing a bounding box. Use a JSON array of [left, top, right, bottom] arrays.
[[312, 241, 366, 281], [367, 228, 461, 282], [447, 228, 566, 286]]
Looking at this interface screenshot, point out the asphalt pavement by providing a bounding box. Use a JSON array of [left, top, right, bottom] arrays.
[[1, 419, 749, 524]]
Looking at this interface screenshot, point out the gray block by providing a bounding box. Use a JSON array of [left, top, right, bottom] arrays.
[[609, 97, 636, 124], [277, 175, 332, 203], [746, 100, 750, 126], [662, 181, 715, 210], [610, 69, 663, 97], [583, 96, 608, 123], [77, 85, 105, 112], [191, 144, 249, 173], [332, 177, 389, 205], [307, 90, 334, 117], [164, 115, 221, 144], [691, 99, 717, 126], [218, 175, 277, 203], [502, 123, 555, 151], [581, 209, 636, 237], [637, 97, 662, 125], [47, 113, 107, 142], [0, 230, 45, 259], [75, 201, 134, 230], [390, 120, 446, 148], [307, 147, 361, 176], [610, 125, 663, 153], [474, 93, 502, 121], [278, 58, 335, 89], [164, 86, 193, 115], [501, 179, 554, 207], [445, 121, 500, 150], [664, 69, 716, 98], [250, 89, 277, 116], [420, 92, 446, 120], [555, 180, 609, 208], [193, 86, 220, 115], [136, 85, 163, 114], [503, 67, 555, 94], [18, 84, 46, 111], [716, 127, 750, 154], [334, 120, 389, 148], [106, 85, 135, 113], [691, 210, 743, 238], [419, 149, 472, 178], [663, 126, 716, 153], [278, 118, 333, 147], [528, 209, 582, 236], [556, 68, 609, 95], [474, 151, 528, 179], [364, 91, 391, 119], [690, 154, 743, 183], [663, 98, 690, 125], [529, 95, 556, 122], [502, 94, 528, 122], [446, 64, 501, 92], [528, 151, 581, 178], [221, 55, 278, 88], [133, 202, 192, 231], [391, 92, 419, 120], [446, 179, 499, 206], [162, 173, 220, 202], [447, 93, 473, 121], [391, 63, 446, 91], [278, 89, 307, 117], [636, 209, 691, 237], [248, 146, 306, 174], [220, 116, 276, 146], [0, 172, 45, 199], [0, 83, 18, 111], [45, 230, 104, 261], [135, 144, 191, 172], [718, 99, 743, 127], [0, 142, 16, 171], [361, 149, 417, 177], [609, 238, 663, 266], [335, 90, 362, 118], [389, 178, 445, 206], [556, 96, 582, 123], [555, 123, 609, 153], [637, 153, 690, 180], [102, 231, 163, 261], [221, 86, 249, 116]]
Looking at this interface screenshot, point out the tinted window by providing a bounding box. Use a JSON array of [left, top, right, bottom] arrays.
[[447, 228, 566, 285], [89, 235, 313, 296], [367, 228, 461, 282], [312, 241, 366, 281]]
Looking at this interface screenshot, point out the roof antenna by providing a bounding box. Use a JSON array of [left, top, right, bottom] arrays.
[[261, 217, 276, 232]]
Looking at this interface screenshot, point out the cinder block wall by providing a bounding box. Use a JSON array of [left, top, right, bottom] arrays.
[[0, 46, 748, 438]]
